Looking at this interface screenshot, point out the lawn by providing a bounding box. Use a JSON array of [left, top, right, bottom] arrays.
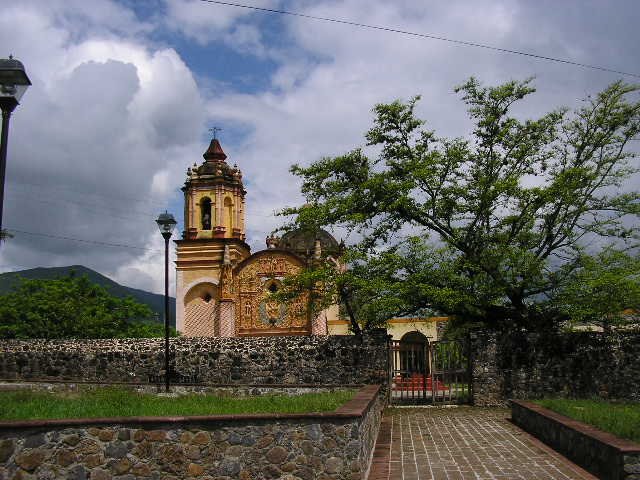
[[534, 398, 640, 444], [0, 388, 356, 421]]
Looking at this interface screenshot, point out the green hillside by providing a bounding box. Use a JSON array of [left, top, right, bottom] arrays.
[[0, 266, 176, 327]]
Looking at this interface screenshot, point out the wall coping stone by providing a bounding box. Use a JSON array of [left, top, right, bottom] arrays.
[[0, 380, 365, 388], [0, 384, 381, 431], [511, 400, 640, 454]]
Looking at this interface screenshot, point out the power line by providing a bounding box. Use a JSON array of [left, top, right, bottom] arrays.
[[5, 187, 280, 226], [6, 191, 156, 222], [10, 178, 168, 210], [199, 0, 640, 79], [4, 228, 163, 254]]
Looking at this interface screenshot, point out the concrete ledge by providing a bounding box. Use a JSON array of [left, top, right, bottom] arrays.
[[511, 400, 640, 480]]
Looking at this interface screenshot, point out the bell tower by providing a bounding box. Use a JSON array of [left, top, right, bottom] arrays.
[[175, 137, 251, 336], [182, 138, 246, 240]]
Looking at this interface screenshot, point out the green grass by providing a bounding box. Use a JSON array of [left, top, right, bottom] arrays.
[[534, 398, 640, 444], [0, 388, 356, 421]]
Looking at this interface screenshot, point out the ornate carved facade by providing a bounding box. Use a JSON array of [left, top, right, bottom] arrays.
[[234, 251, 309, 336], [175, 137, 338, 337]]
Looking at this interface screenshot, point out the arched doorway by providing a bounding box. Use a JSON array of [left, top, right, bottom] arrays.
[[399, 331, 429, 376], [391, 332, 471, 405], [183, 282, 218, 337]]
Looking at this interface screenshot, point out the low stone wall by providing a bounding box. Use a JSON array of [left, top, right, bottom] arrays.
[[512, 400, 640, 480], [0, 385, 384, 480], [471, 330, 640, 406], [0, 382, 355, 397], [0, 331, 389, 387]]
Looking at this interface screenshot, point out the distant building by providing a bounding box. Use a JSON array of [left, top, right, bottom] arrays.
[[175, 136, 445, 339]]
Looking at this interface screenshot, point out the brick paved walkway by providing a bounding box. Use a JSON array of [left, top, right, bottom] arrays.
[[368, 407, 596, 480]]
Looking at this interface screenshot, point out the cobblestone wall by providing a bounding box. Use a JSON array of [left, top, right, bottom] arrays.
[[0, 386, 384, 480], [512, 400, 640, 480], [471, 330, 640, 406], [0, 331, 389, 386]]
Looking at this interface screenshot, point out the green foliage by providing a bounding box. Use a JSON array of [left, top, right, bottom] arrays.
[[554, 249, 640, 331], [0, 265, 177, 319], [276, 247, 417, 334], [535, 398, 640, 443], [0, 387, 356, 420], [281, 79, 640, 332], [0, 274, 175, 339]]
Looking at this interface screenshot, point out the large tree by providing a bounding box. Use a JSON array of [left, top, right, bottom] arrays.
[[0, 274, 172, 339], [281, 79, 640, 332]]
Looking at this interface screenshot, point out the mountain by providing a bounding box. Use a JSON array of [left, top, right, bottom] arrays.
[[0, 265, 176, 327]]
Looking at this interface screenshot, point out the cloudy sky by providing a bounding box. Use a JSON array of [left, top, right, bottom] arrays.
[[1, 0, 638, 295]]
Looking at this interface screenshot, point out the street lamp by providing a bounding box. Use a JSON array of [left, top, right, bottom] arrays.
[[0, 55, 31, 238], [156, 210, 177, 392]]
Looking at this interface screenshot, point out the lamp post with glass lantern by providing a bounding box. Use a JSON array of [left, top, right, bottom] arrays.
[[156, 211, 177, 392], [0, 55, 31, 238]]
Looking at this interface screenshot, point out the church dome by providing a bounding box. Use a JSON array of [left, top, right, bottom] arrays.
[[278, 228, 340, 258]]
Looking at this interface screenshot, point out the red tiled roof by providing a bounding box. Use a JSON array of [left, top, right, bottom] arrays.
[[203, 138, 227, 161]]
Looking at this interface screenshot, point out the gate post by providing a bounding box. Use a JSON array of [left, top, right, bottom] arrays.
[[387, 333, 392, 401], [467, 332, 475, 406]]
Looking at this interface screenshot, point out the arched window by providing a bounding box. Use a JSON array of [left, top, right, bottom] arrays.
[[264, 279, 280, 294], [224, 197, 233, 232], [401, 331, 428, 343], [201, 197, 212, 230]]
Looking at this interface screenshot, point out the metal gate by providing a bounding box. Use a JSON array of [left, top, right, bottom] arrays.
[[389, 338, 471, 404]]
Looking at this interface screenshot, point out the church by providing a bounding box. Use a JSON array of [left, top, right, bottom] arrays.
[[174, 136, 342, 337], [174, 136, 446, 340]]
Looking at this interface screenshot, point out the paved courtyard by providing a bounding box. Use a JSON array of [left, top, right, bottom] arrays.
[[368, 407, 596, 480]]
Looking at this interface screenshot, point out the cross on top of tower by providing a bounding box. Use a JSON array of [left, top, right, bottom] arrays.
[[203, 129, 227, 162], [209, 126, 222, 140]]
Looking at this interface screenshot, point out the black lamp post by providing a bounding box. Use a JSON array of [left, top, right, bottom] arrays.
[[156, 211, 177, 392], [0, 55, 31, 239]]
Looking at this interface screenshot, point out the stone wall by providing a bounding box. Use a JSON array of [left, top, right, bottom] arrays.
[[512, 400, 640, 480], [0, 331, 389, 387], [0, 383, 348, 398], [471, 330, 640, 406], [0, 385, 383, 480]]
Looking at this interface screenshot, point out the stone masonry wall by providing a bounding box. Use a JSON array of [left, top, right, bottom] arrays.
[[0, 386, 384, 480], [512, 400, 640, 480], [471, 330, 640, 406], [0, 332, 389, 386]]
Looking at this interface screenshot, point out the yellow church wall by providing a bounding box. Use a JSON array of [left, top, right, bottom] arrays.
[[181, 268, 221, 287], [327, 317, 448, 339], [223, 195, 234, 232], [325, 304, 340, 321], [175, 240, 251, 336], [327, 320, 350, 335], [387, 317, 446, 341]]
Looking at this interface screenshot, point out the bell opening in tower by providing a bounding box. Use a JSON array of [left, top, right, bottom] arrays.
[[201, 197, 212, 230]]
